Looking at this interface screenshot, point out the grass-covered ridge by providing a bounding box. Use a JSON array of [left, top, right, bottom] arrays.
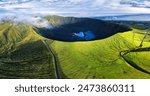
[[0, 16, 149, 79]]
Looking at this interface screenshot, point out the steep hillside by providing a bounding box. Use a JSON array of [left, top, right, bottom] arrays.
[[0, 16, 149, 79], [0, 21, 55, 79], [37, 16, 131, 41]]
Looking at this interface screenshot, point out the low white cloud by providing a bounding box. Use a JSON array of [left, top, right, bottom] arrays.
[[143, 1, 150, 7]]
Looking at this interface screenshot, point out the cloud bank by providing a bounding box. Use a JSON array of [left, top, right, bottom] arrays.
[[0, 0, 150, 26], [0, 0, 150, 17]]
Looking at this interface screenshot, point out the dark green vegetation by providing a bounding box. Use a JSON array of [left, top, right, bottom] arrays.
[[37, 16, 131, 41], [0, 16, 150, 79]]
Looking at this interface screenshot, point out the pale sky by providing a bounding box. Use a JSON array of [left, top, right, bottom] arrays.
[[0, 0, 150, 18]]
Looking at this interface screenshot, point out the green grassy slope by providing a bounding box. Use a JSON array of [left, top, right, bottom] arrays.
[[51, 29, 150, 79], [0, 21, 55, 79], [0, 18, 149, 79]]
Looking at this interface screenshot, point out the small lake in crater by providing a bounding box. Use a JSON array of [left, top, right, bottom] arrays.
[[73, 31, 95, 40]]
